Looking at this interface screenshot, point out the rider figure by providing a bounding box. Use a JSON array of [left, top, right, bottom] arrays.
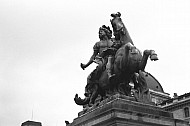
[[102, 37, 123, 80], [81, 25, 115, 80]]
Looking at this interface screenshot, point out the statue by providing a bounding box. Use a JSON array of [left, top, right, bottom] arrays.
[[109, 12, 158, 93], [74, 12, 158, 108], [76, 25, 115, 106]]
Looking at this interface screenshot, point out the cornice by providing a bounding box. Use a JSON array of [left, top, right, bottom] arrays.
[[163, 99, 190, 111]]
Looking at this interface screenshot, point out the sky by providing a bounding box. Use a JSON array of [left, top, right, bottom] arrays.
[[0, 0, 190, 126]]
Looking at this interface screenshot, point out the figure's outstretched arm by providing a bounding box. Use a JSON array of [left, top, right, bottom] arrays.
[[81, 50, 98, 70]]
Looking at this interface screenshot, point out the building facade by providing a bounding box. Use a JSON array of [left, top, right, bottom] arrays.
[[136, 72, 190, 124], [160, 92, 190, 124]]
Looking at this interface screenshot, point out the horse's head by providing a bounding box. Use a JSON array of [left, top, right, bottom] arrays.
[[110, 12, 125, 36], [110, 12, 134, 45]]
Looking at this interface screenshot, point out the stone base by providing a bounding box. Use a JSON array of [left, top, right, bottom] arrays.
[[68, 94, 189, 126]]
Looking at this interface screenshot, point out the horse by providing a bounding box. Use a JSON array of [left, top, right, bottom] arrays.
[[110, 12, 158, 95], [74, 12, 158, 107]]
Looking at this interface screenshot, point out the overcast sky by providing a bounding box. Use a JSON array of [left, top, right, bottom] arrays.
[[0, 0, 190, 126]]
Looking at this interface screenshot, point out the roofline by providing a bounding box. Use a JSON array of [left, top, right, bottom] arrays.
[[160, 92, 190, 106]]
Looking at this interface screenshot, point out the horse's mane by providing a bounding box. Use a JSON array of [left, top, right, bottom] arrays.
[[122, 23, 134, 45]]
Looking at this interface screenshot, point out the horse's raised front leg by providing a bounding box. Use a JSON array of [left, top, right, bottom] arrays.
[[139, 50, 158, 71]]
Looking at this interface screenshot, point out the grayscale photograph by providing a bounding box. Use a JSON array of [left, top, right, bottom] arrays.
[[0, 0, 190, 126]]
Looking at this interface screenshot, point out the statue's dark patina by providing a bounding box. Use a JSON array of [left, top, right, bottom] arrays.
[[74, 12, 158, 108]]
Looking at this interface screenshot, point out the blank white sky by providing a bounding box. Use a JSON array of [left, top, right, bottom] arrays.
[[0, 0, 190, 126]]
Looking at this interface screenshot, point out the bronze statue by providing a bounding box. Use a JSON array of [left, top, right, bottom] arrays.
[[75, 25, 115, 106], [74, 12, 158, 108], [110, 12, 158, 91]]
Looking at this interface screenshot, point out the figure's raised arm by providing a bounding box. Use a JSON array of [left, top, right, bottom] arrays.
[[80, 50, 98, 70]]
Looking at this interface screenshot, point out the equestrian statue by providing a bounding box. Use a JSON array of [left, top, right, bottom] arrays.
[[74, 12, 158, 108]]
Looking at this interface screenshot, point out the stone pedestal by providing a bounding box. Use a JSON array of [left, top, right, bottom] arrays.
[[68, 94, 189, 126]]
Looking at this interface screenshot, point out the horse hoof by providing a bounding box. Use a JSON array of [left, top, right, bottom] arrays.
[[150, 54, 158, 61]]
